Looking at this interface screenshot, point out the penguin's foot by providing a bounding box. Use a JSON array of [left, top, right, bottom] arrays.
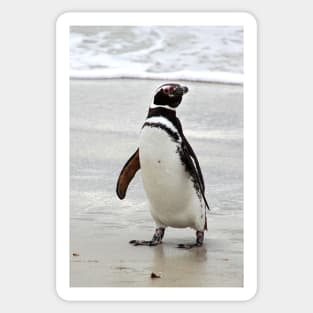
[[129, 240, 160, 246], [129, 227, 165, 247], [177, 230, 204, 249]]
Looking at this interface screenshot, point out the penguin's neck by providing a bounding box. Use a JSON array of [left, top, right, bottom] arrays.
[[147, 106, 177, 126], [149, 103, 176, 111]]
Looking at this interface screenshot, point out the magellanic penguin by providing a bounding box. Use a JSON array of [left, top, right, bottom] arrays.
[[116, 83, 210, 249]]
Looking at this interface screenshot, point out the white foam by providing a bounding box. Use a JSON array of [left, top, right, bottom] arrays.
[[70, 69, 243, 85], [70, 26, 243, 85]]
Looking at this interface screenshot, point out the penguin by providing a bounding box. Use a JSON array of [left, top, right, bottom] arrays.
[[116, 83, 210, 249]]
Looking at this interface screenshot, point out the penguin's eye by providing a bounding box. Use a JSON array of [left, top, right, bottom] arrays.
[[162, 87, 172, 94]]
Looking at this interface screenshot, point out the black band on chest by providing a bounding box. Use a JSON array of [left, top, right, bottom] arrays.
[[147, 107, 180, 129]]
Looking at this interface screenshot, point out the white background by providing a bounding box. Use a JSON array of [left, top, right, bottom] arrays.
[[0, 0, 312, 312]]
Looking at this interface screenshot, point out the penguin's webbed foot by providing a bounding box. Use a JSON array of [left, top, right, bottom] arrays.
[[177, 230, 204, 249], [129, 227, 165, 247], [129, 240, 161, 246]]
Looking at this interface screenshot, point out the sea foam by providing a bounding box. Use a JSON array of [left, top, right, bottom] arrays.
[[70, 26, 243, 85], [70, 69, 243, 85]]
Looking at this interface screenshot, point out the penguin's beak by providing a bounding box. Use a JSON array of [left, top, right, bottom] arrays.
[[173, 85, 189, 96]]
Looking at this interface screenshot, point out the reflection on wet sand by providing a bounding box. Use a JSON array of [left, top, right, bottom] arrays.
[[148, 244, 208, 287]]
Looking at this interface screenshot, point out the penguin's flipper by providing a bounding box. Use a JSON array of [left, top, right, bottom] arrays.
[[116, 148, 140, 199]]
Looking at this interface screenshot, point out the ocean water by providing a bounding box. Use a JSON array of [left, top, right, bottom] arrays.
[[70, 26, 243, 84]]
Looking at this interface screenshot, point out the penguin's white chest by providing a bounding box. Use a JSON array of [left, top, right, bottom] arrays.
[[139, 120, 204, 230]]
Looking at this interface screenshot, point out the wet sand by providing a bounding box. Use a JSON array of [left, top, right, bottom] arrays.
[[70, 221, 243, 287], [70, 79, 243, 287]]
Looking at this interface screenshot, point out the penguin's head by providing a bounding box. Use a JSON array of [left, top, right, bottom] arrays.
[[153, 83, 188, 108]]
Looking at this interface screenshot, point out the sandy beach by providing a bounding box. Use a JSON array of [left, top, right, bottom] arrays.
[[70, 79, 243, 287]]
